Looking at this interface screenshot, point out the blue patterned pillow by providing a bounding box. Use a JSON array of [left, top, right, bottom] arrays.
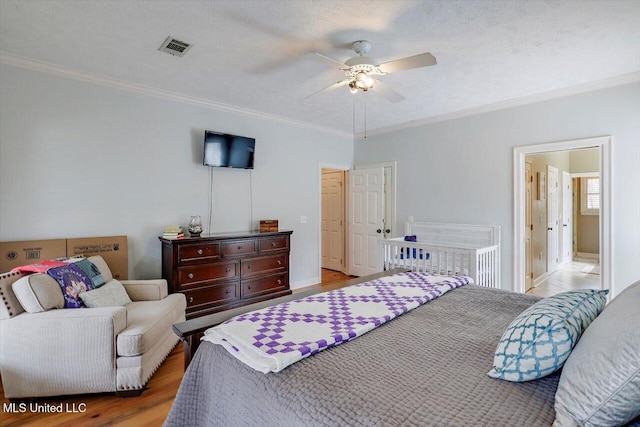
[[487, 289, 608, 382]]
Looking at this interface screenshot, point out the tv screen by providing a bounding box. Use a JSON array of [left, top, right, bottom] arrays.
[[203, 131, 255, 169]]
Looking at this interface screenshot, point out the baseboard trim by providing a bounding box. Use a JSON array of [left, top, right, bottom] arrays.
[[290, 277, 320, 290], [533, 272, 550, 287], [576, 252, 599, 260]]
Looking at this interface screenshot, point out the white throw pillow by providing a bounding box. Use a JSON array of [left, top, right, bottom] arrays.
[[78, 279, 132, 308]]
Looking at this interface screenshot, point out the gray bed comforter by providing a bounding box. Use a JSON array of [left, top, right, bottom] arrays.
[[165, 285, 560, 427]]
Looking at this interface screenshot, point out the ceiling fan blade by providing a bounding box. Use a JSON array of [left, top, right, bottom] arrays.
[[378, 53, 437, 74], [306, 79, 350, 99], [312, 53, 347, 70], [373, 80, 405, 103]]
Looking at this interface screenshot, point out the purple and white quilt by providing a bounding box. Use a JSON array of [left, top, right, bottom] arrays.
[[202, 272, 472, 373]]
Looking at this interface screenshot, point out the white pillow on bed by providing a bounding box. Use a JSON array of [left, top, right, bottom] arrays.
[[553, 281, 640, 427]]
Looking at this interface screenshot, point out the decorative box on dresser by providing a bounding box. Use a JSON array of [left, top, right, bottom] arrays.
[[160, 230, 293, 320]]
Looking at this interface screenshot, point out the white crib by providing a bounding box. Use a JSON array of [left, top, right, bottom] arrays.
[[378, 221, 501, 288]]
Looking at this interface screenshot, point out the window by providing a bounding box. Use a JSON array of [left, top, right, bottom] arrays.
[[580, 177, 600, 215]]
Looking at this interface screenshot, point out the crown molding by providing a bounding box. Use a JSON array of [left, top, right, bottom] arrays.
[[357, 71, 640, 139], [0, 52, 352, 139]]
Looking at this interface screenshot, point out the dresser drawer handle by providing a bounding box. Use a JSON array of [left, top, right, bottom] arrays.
[[188, 296, 194, 303], [247, 264, 252, 269], [197, 249, 203, 255], [225, 289, 231, 295], [237, 245, 243, 250], [247, 285, 252, 290], [277, 279, 282, 285], [271, 241, 276, 247], [187, 273, 194, 279], [276, 260, 282, 265], [226, 267, 231, 273]]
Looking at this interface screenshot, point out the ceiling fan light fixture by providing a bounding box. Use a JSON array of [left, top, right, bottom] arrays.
[[349, 81, 358, 94]]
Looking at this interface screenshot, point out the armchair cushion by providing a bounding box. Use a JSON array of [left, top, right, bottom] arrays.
[[79, 279, 132, 308], [121, 279, 168, 301], [12, 273, 64, 313], [116, 293, 185, 356]]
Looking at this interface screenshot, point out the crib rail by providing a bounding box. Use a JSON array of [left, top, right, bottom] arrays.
[[378, 239, 500, 288]]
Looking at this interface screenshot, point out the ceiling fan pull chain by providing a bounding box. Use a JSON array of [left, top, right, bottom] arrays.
[[353, 96, 356, 136], [364, 91, 367, 139]]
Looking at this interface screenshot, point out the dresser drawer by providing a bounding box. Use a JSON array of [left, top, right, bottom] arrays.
[[222, 239, 258, 257], [178, 243, 220, 264], [241, 254, 287, 278], [259, 236, 289, 253], [184, 283, 239, 313], [242, 273, 288, 299], [177, 262, 238, 288]]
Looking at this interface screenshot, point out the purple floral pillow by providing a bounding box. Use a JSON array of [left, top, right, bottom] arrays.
[[46, 263, 95, 308]]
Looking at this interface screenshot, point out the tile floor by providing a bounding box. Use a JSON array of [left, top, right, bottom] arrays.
[[526, 259, 601, 298]]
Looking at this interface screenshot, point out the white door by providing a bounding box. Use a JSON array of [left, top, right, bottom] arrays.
[[321, 170, 345, 272], [562, 171, 573, 265], [348, 167, 384, 276], [525, 162, 533, 291], [547, 166, 559, 274]]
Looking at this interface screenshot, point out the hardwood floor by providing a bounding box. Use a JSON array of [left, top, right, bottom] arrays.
[[0, 270, 356, 426], [526, 259, 601, 298]]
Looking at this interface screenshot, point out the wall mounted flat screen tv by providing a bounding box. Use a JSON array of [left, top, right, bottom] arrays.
[[203, 131, 255, 169]]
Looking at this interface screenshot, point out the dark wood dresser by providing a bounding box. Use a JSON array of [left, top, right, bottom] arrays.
[[160, 230, 292, 320]]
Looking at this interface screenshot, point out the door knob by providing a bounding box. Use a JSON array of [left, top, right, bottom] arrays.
[[376, 229, 382, 233], [385, 229, 391, 234]]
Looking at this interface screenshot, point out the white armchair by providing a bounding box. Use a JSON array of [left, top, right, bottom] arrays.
[[0, 256, 186, 399]]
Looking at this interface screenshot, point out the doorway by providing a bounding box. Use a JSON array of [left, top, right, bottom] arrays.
[[318, 162, 396, 280], [321, 169, 346, 273], [514, 137, 610, 295]]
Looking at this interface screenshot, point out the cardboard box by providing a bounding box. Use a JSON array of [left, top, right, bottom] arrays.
[[0, 239, 67, 272], [67, 236, 128, 280], [260, 220, 279, 233]]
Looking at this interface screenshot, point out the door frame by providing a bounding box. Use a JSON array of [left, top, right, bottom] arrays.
[[318, 163, 351, 282], [547, 165, 559, 275], [513, 136, 611, 294]]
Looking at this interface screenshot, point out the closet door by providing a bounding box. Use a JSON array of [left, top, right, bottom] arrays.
[[347, 167, 384, 276]]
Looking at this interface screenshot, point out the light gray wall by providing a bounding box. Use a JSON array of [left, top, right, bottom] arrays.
[[354, 82, 640, 297], [0, 64, 353, 286]]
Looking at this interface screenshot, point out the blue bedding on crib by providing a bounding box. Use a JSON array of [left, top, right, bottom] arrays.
[[399, 248, 430, 260]]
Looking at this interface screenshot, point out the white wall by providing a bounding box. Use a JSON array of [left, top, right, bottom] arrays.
[[354, 82, 640, 297], [0, 64, 353, 286]]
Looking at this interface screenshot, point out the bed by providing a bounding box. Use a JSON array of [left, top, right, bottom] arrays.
[[166, 270, 561, 426], [379, 221, 500, 288]]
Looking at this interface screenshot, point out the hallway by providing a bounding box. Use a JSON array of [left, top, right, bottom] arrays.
[[527, 259, 601, 298]]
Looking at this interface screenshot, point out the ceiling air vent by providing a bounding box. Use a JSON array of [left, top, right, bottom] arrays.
[[159, 36, 192, 57]]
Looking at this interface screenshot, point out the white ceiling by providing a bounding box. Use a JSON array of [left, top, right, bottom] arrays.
[[1, 0, 639, 136]]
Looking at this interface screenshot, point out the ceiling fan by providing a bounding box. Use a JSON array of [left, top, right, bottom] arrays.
[[307, 40, 437, 103]]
